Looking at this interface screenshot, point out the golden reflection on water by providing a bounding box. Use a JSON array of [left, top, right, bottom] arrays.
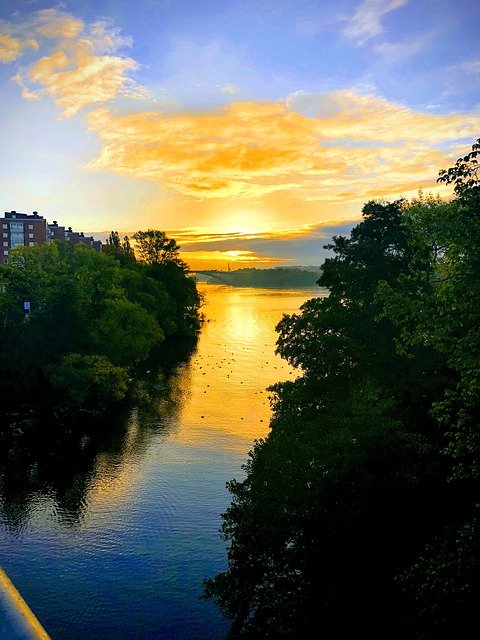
[[175, 284, 326, 447], [84, 410, 141, 505], [72, 284, 325, 509]]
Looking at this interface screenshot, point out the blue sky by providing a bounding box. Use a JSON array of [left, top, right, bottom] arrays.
[[1, 0, 479, 268]]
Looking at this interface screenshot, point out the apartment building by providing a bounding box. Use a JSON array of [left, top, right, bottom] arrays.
[[2, 212, 102, 263], [47, 221, 66, 241], [2, 211, 47, 263], [65, 227, 102, 251]]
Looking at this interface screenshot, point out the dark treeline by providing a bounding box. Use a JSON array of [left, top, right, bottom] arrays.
[[0, 229, 202, 414], [201, 267, 321, 288], [204, 139, 480, 638]]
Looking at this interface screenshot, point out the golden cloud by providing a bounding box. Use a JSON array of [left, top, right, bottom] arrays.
[[180, 249, 287, 270], [86, 102, 348, 198], [0, 33, 37, 63], [92, 222, 340, 249], [0, 34, 21, 62], [26, 46, 138, 118], [11, 72, 39, 101], [86, 92, 479, 202], [182, 249, 283, 262], [286, 90, 479, 142], [166, 223, 330, 245], [34, 8, 84, 39], [1, 8, 139, 117]]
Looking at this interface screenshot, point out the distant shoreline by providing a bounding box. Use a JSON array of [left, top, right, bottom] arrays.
[[197, 281, 325, 290], [193, 266, 322, 289]]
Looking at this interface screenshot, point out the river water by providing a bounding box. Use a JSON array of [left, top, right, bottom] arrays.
[[0, 284, 325, 639]]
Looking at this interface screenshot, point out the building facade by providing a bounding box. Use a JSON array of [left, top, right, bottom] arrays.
[[2, 211, 102, 263], [47, 221, 66, 242], [2, 211, 47, 263]]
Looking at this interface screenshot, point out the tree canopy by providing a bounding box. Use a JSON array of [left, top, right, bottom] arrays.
[[132, 229, 185, 266], [0, 230, 202, 414], [204, 139, 480, 639]]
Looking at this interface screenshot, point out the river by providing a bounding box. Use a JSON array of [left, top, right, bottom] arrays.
[[0, 284, 326, 639]]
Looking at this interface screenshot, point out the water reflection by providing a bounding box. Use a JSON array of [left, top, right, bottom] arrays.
[[0, 285, 324, 639], [175, 285, 326, 445], [0, 337, 197, 532]]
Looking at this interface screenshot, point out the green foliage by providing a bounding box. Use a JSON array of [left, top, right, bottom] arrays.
[[89, 298, 164, 366], [204, 140, 480, 638], [437, 137, 479, 195], [103, 230, 136, 267], [0, 230, 202, 413], [47, 353, 129, 411]]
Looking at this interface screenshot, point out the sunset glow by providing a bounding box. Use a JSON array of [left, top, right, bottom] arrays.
[[1, 1, 479, 268]]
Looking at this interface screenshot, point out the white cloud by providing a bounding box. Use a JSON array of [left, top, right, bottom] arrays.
[[87, 20, 133, 54], [373, 33, 432, 65], [343, 0, 409, 46], [221, 84, 239, 95], [451, 58, 480, 75]]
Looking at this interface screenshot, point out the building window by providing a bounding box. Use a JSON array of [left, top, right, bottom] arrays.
[[28, 233, 34, 238], [2, 233, 7, 238], [29, 241, 34, 247], [3, 250, 8, 256], [10, 234, 24, 248], [3, 241, 8, 247], [28, 224, 34, 229], [2, 224, 7, 229]]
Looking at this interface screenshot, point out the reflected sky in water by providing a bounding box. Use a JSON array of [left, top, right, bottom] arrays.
[[0, 284, 325, 639]]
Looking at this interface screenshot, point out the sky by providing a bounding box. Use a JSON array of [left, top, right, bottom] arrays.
[[0, 0, 479, 269]]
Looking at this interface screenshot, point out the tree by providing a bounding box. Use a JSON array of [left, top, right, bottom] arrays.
[[437, 137, 479, 195], [132, 229, 186, 267], [47, 353, 129, 411], [132, 229, 202, 335], [106, 230, 121, 248], [0, 236, 202, 412], [204, 199, 448, 638], [104, 231, 136, 267], [204, 140, 480, 638], [89, 298, 163, 366]]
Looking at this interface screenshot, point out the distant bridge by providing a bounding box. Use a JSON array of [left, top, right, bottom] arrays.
[[188, 270, 232, 285]]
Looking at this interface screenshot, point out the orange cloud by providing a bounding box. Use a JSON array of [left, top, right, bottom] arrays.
[[180, 249, 287, 270], [86, 92, 479, 204], [86, 101, 347, 198], [166, 223, 331, 245]]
